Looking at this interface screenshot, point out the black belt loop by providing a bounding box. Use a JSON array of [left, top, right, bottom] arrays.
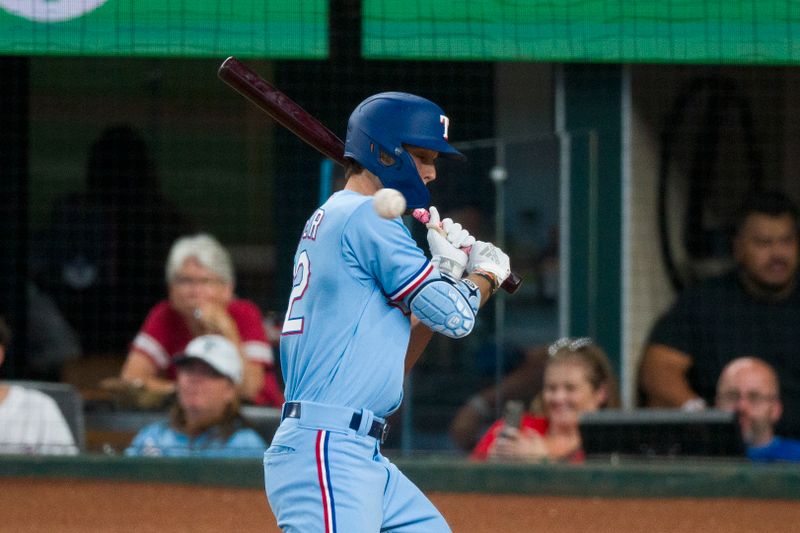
[[282, 402, 389, 443], [281, 402, 301, 420], [349, 411, 363, 432]]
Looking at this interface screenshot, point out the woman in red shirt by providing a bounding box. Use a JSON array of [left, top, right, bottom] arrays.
[[471, 338, 619, 463], [117, 233, 284, 407]]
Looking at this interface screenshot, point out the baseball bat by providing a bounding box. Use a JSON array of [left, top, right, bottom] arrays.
[[217, 56, 522, 294]]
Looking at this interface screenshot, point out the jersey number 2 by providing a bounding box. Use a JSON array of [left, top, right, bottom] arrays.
[[282, 250, 309, 335]]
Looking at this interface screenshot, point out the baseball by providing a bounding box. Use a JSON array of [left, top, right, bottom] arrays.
[[373, 188, 407, 219]]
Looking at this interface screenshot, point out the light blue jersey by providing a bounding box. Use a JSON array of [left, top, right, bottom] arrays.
[[280, 190, 433, 417], [125, 421, 267, 458]]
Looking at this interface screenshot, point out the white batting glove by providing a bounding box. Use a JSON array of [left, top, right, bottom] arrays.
[[467, 241, 511, 289], [427, 206, 477, 249], [440, 217, 476, 249], [426, 206, 469, 278]]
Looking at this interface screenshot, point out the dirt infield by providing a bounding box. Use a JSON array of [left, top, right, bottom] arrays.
[[3, 478, 798, 532]]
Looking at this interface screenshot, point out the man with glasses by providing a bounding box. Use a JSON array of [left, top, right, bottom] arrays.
[[716, 357, 800, 462]]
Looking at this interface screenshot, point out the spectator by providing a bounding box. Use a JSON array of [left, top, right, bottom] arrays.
[[716, 357, 800, 463], [449, 345, 547, 451], [639, 190, 800, 439], [34, 124, 193, 355], [471, 337, 619, 463], [0, 317, 78, 455], [114, 233, 283, 408], [25, 281, 82, 381], [125, 335, 266, 457]]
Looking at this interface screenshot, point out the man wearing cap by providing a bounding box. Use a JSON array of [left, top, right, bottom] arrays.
[[125, 334, 266, 457]]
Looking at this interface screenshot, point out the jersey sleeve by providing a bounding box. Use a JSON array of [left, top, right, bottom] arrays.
[[341, 201, 433, 303], [130, 301, 173, 370], [229, 300, 275, 366]]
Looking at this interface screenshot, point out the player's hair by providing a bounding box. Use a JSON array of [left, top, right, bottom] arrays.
[[165, 233, 235, 285], [530, 338, 620, 414], [343, 157, 364, 179], [734, 189, 800, 236]]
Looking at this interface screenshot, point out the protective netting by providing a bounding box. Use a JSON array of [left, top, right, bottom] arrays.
[[1, 2, 798, 457]]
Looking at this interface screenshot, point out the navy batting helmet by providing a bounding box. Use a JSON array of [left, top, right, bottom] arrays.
[[344, 92, 465, 209]]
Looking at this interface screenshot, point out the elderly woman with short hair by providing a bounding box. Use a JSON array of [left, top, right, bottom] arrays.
[[118, 233, 283, 407]]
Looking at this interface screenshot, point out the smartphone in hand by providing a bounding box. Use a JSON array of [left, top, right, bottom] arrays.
[[500, 400, 525, 436]]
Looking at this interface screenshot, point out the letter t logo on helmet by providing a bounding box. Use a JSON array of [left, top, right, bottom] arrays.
[[344, 92, 465, 209], [440, 115, 450, 140]]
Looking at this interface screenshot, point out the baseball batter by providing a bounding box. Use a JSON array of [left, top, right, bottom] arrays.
[[264, 92, 511, 532]]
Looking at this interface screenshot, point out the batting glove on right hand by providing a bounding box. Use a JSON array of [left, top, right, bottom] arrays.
[[426, 206, 470, 278], [467, 241, 511, 290]]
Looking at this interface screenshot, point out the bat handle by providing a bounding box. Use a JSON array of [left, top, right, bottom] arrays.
[[411, 209, 523, 295], [500, 271, 523, 294]]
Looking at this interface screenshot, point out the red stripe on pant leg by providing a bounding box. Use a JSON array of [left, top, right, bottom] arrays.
[[315, 430, 332, 533]]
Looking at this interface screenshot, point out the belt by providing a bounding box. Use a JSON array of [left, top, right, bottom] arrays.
[[281, 401, 390, 444]]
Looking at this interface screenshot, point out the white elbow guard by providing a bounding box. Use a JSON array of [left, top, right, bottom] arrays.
[[409, 275, 480, 338]]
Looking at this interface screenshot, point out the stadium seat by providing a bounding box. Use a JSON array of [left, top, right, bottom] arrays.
[[8, 380, 86, 452]]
